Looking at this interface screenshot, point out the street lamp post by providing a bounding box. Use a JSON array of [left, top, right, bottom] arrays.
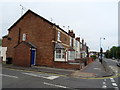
[[100, 37, 105, 49], [99, 37, 105, 64]]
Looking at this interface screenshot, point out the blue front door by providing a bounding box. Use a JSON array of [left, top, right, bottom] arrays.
[[31, 49, 36, 65]]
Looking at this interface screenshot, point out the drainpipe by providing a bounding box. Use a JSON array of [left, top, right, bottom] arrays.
[[18, 28, 21, 44]]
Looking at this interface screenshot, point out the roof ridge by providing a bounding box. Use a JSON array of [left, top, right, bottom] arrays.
[[8, 9, 71, 38]]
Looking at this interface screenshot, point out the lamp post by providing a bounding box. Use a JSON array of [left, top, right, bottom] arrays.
[[99, 37, 105, 64], [100, 37, 105, 49]]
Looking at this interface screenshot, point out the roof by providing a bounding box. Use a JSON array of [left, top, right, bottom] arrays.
[[55, 43, 65, 49], [2, 35, 8, 38], [14, 41, 37, 48], [8, 9, 70, 37]]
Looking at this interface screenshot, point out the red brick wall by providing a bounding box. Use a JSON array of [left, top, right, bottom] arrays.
[[53, 62, 80, 69], [55, 30, 70, 46], [4, 10, 79, 69], [13, 43, 31, 67], [2, 37, 8, 47], [5, 11, 55, 66]]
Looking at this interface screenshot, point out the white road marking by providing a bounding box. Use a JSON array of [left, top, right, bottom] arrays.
[[110, 78, 115, 82], [112, 83, 117, 87], [93, 68, 101, 70], [104, 79, 106, 81], [22, 72, 59, 80], [103, 82, 106, 85], [45, 76, 59, 80], [114, 87, 119, 90], [44, 82, 68, 88], [102, 79, 107, 89], [109, 78, 119, 89], [102, 85, 107, 88], [0, 74, 18, 78], [102, 80, 107, 89]]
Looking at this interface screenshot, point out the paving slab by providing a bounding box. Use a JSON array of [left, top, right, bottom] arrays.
[[71, 59, 114, 78]]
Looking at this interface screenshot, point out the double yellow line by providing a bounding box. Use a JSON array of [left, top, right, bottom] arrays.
[[4, 67, 120, 80], [4, 67, 67, 77]]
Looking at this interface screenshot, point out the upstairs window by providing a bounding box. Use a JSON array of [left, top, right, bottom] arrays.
[[70, 37, 72, 47], [57, 31, 60, 41], [76, 40, 78, 47], [22, 33, 26, 41]]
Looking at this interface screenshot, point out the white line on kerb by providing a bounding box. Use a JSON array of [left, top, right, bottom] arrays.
[[44, 82, 68, 88], [0, 74, 18, 78]]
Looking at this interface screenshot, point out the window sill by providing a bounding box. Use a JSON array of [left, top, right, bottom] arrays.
[[57, 40, 61, 43], [54, 58, 66, 62]]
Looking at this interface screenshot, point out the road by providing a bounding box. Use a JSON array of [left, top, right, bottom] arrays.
[[103, 58, 120, 89], [1, 59, 120, 89]]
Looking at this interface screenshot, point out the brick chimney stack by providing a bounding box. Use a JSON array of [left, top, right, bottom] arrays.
[[76, 37, 80, 42], [82, 39, 84, 44], [68, 30, 75, 38]]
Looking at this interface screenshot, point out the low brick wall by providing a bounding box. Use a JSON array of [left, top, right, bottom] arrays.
[[87, 58, 94, 64], [52, 57, 94, 70], [53, 62, 80, 70], [75, 57, 94, 67]]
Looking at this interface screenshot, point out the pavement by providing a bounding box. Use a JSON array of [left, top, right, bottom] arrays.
[[2, 59, 115, 78], [71, 59, 115, 78]]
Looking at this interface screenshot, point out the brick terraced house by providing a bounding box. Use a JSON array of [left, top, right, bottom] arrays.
[[2, 10, 89, 69]]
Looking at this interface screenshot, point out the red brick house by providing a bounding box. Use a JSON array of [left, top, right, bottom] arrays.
[[2, 10, 89, 69]]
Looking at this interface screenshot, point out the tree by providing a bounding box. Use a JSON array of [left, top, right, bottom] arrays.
[[105, 46, 120, 59]]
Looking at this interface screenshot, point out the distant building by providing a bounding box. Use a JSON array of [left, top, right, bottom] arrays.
[[89, 51, 99, 58]]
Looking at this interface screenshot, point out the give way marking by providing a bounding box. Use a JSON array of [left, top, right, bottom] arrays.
[[22, 72, 59, 80], [0, 74, 18, 78], [44, 82, 69, 88]]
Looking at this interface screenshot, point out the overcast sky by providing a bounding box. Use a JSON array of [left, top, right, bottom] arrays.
[[0, 0, 119, 52]]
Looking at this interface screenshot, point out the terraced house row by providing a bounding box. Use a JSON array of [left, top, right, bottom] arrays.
[[2, 10, 89, 69]]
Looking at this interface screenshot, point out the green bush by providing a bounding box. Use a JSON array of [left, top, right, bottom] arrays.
[[90, 55, 96, 59]]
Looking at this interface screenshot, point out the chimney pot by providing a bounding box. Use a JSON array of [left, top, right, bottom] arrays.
[[68, 30, 75, 38]]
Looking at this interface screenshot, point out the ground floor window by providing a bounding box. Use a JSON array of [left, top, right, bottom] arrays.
[[55, 49, 65, 61], [68, 51, 75, 61], [76, 51, 80, 59]]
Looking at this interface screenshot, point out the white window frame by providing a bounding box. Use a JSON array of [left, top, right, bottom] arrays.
[[54, 49, 65, 62], [70, 37, 72, 47], [22, 33, 26, 41], [57, 31, 61, 41], [68, 51, 75, 61]]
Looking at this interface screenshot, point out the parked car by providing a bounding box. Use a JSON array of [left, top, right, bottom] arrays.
[[117, 59, 120, 67]]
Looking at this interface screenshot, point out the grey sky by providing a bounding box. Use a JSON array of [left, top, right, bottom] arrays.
[[0, 0, 119, 52]]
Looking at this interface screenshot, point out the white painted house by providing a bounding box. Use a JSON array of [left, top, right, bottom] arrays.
[[0, 46, 7, 61]]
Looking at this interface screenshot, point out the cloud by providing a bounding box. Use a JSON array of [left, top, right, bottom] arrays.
[[1, 1, 118, 51]]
